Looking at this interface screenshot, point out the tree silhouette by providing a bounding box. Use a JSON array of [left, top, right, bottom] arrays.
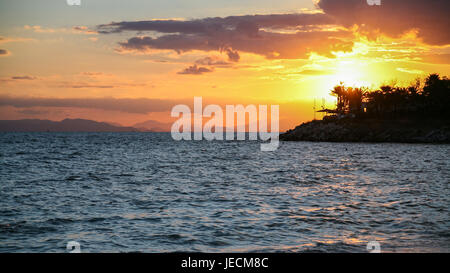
[[328, 73, 449, 119]]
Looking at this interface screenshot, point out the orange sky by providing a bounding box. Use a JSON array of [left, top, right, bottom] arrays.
[[0, 0, 449, 131]]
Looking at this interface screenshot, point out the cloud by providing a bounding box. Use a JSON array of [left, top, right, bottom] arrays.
[[0, 73, 151, 89], [195, 56, 230, 66], [24, 25, 60, 33], [0, 49, 10, 56], [296, 69, 331, 76], [98, 14, 335, 34], [0, 75, 36, 82], [418, 54, 450, 65], [0, 96, 185, 114], [24, 25, 98, 35], [80, 72, 107, 77], [181, 56, 232, 75], [317, 0, 450, 45], [11, 76, 36, 80], [117, 30, 353, 60], [97, 1, 449, 64], [396, 68, 424, 74], [16, 109, 49, 116], [177, 64, 213, 75], [223, 47, 240, 62], [99, 13, 353, 60], [72, 26, 98, 35], [0, 36, 34, 57], [0, 36, 34, 44], [54, 80, 148, 89], [58, 83, 115, 89]]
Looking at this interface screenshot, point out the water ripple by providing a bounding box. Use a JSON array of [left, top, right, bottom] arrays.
[[0, 132, 449, 253]]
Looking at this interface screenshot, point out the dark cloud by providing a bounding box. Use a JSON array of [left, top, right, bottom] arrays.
[[118, 30, 353, 59], [97, 1, 449, 62], [98, 14, 335, 34], [11, 76, 36, 80], [195, 56, 230, 66], [317, 0, 450, 45], [58, 84, 115, 89], [0, 96, 186, 114], [0, 49, 10, 56], [0, 75, 36, 83], [223, 47, 240, 62], [100, 13, 352, 60], [177, 64, 213, 75]]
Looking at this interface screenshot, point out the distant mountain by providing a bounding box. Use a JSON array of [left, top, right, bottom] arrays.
[[105, 121, 124, 127], [0, 119, 139, 132], [132, 120, 172, 132]]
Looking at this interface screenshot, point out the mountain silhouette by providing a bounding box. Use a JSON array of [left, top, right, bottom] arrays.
[[0, 119, 139, 132], [132, 120, 172, 132]]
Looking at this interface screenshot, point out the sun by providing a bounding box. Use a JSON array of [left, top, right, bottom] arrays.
[[329, 60, 370, 87], [305, 57, 376, 102]]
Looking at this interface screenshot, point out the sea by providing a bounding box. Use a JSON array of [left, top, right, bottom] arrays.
[[0, 132, 449, 252]]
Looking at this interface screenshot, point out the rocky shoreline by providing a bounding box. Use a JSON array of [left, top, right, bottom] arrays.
[[280, 118, 450, 143]]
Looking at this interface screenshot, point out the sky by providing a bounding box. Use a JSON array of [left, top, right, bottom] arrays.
[[0, 0, 449, 131]]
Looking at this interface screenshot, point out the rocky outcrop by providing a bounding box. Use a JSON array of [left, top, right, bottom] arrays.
[[280, 118, 450, 143]]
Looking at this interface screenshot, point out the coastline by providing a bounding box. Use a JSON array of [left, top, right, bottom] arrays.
[[280, 118, 450, 143]]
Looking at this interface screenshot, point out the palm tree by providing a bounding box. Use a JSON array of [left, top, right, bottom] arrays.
[[348, 87, 365, 114], [330, 73, 449, 118], [331, 82, 346, 113]]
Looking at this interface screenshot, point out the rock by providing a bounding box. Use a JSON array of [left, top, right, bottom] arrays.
[[280, 118, 450, 143]]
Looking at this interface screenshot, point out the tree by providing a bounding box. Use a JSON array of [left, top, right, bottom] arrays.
[[330, 73, 449, 119], [331, 83, 346, 113]]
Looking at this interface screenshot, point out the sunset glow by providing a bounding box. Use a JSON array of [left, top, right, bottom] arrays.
[[1, 0, 449, 131]]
